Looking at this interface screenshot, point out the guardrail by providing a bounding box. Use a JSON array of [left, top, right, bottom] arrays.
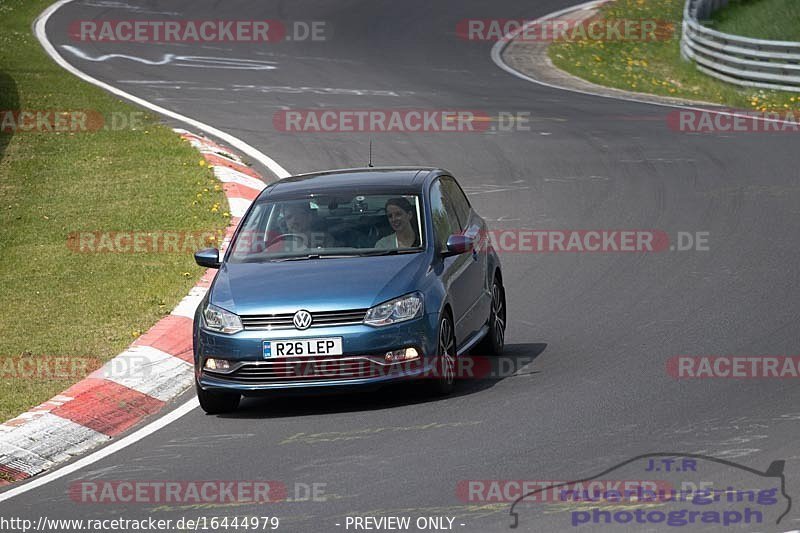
[[681, 0, 800, 92]]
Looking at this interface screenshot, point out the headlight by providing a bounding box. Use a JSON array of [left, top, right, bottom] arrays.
[[365, 293, 423, 326], [203, 303, 243, 334]]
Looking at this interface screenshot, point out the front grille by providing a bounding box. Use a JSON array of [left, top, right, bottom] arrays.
[[207, 356, 415, 384], [240, 309, 367, 331]]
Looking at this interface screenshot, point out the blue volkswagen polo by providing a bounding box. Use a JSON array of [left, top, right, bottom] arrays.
[[192, 167, 505, 413]]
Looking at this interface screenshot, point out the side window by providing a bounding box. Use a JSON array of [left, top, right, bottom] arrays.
[[441, 177, 471, 229], [229, 201, 269, 260], [429, 179, 460, 252]]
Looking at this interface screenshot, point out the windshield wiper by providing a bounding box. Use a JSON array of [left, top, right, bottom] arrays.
[[269, 253, 369, 262], [355, 249, 421, 257], [259, 250, 421, 262], [269, 254, 323, 262]]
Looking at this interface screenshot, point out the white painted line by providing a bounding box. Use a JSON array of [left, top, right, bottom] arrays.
[[34, 1, 291, 180], [0, 398, 199, 502], [60, 45, 279, 71], [227, 196, 253, 218], [170, 286, 209, 319], [97, 346, 193, 402], [489, 0, 800, 127]]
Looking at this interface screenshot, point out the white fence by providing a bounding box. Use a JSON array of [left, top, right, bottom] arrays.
[[681, 0, 800, 92]]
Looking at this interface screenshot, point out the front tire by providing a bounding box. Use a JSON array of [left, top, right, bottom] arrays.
[[430, 313, 457, 396], [477, 276, 506, 356], [196, 382, 240, 414]]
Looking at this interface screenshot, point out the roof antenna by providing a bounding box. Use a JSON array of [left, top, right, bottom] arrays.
[[368, 139, 374, 167]]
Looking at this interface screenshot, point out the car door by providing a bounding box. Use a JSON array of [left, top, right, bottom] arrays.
[[441, 176, 489, 342], [430, 177, 475, 346]]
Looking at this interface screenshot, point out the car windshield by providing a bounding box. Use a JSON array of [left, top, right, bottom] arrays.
[[227, 192, 425, 263]]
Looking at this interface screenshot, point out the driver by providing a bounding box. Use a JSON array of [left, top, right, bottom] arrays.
[[280, 203, 325, 251]]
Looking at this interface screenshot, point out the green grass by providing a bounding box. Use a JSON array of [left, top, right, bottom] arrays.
[[548, 0, 800, 113], [0, 0, 228, 421], [711, 0, 800, 41]]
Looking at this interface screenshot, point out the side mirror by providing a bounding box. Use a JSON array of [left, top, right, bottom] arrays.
[[194, 248, 221, 268], [444, 234, 474, 256]]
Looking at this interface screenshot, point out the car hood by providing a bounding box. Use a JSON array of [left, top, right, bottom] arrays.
[[209, 253, 430, 315]]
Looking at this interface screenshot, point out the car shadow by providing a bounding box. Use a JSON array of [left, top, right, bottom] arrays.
[[0, 70, 18, 163], [455, 341, 547, 396], [221, 342, 547, 419]]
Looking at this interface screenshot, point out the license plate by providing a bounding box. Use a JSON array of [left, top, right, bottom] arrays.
[[263, 337, 343, 358]]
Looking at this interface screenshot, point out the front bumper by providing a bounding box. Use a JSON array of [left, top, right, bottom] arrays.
[[199, 356, 437, 394], [195, 313, 439, 393]]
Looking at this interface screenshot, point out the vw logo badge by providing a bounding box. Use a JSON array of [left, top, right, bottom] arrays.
[[293, 310, 313, 330]]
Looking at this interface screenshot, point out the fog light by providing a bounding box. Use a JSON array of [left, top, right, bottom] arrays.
[[385, 348, 419, 363], [204, 358, 232, 371]]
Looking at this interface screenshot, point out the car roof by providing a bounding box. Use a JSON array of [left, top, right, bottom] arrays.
[[262, 167, 447, 198]]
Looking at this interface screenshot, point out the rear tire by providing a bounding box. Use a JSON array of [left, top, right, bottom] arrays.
[[430, 313, 457, 396], [196, 382, 240, 414], [476, 276, 506, 356]]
